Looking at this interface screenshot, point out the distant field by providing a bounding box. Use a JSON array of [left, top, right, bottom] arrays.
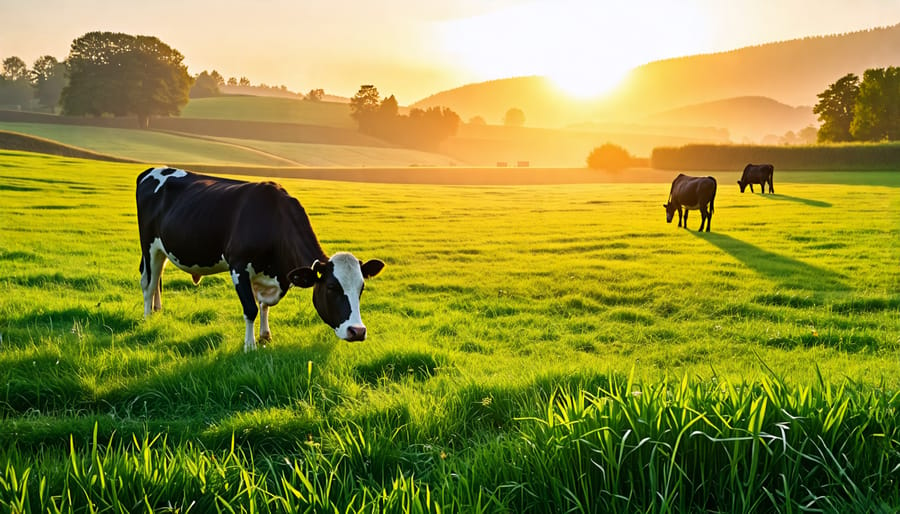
[[183, 96, 356, 129], [0, 121, 463, 168], [1, 151, 898, 512]]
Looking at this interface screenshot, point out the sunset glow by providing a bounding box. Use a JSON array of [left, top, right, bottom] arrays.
[[438, 0, 712, 99], [0, 0, 897, 101]]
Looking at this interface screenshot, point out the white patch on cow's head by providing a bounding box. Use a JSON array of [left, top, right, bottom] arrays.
[[330, 252, 365, 339], [140, 167, 188, 193]]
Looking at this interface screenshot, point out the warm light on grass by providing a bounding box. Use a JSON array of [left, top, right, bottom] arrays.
[[1, 151, 898, 512]]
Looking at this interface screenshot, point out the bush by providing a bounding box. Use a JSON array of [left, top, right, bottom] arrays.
[[587, 143, 633, 171]]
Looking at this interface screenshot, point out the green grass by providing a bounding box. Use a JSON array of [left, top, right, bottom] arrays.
[[182, 96, 356, 129], [0, 122, 462, 168], [1, 151, 899, 512]]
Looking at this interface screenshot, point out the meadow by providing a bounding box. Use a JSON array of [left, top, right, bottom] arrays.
[[1, 151, 899, 512]]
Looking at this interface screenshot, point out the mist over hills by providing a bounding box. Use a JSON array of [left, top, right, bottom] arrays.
[[413, 23, 900, 140]]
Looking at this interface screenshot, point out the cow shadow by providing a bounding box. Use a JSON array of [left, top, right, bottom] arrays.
[[760, 194, 832, 208], [694, 232, 849, 291]]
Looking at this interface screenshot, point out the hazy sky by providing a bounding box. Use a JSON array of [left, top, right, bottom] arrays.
[[1, 0, 897, 102]]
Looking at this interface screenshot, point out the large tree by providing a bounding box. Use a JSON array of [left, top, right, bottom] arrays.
[[850, 66, 900, 142], [31, 55, 66, 111], [813, 73, 859, 142], [60, 32, 192, 128]]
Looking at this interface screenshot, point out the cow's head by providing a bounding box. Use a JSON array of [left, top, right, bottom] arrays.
[[737, 179, 748, 193], [288, 252, 385, 341], [663, 203, 676, 223]]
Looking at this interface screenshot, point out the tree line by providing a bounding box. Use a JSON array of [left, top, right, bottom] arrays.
[[0, 32, 350, 129], [349, 85, 461, 150], [814, 67, 899, 142]]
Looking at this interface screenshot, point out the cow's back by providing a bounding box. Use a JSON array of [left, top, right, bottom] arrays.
[[136, 168, 287, 269]]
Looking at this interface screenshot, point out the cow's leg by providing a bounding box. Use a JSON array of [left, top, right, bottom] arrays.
[[142, 245, 167, 316], [231, 265, 259, 352], [700, 206, 711, 232], [677, 207, 683, 227], [769, 178, 774, 194], [259, 303, 272, 345], [682, 209, 689, 229], [749, 184, 755, 193]]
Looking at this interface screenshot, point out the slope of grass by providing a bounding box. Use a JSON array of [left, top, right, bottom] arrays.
[[0, 122, 463, 167], [1, 151, 898, 512], [0, 122, 290, 166], [183, 96, 355, 128]]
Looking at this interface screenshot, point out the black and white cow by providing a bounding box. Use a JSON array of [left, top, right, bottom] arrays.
[[664, 174, 717, 232], [136, 167, 384, 351], [737, 163, 775, 194]]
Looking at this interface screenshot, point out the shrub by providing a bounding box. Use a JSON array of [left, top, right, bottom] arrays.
[[587, 143, 633, 170]]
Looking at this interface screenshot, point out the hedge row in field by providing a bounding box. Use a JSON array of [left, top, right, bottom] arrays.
[[651, 142, 900, 171]]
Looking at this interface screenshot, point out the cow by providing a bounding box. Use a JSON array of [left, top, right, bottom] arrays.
[[136, 167, 385, 352], [737, 163, 774, 194], [663, 174, 717, 232]]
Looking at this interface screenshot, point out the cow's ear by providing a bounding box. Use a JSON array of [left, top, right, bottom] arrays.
[[288, 267, 318, 288], [360, 259, 385, 279]]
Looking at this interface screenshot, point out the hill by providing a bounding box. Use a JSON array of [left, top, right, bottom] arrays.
[[644, 96, 817, 142], [413, 23, 900, 133], [183, 96, 355, 128]]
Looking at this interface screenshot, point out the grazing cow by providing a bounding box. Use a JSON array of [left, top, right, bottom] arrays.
[[136, 167, 385, 351], [664, 174, 717, 232], [738, 163, 774, 194]]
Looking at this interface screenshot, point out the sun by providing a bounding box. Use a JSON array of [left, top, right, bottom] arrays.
[[436, 0, 710, 101], [547, 66, 631, 99]]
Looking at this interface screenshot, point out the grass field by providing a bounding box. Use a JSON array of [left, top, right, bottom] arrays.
[[0, 122, 460, 168], [1, 151, 899, 512], [182, 97, 356, 129]]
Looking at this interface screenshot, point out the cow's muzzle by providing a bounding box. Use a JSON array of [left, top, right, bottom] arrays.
[[344, 325, 367, 342]]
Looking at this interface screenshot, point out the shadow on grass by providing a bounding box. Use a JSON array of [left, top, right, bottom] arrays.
[[760, 194, 832, 208], [694, 232, 848, 291]]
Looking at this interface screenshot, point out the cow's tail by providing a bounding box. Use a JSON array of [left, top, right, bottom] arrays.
[[708, 176, 717, 215]]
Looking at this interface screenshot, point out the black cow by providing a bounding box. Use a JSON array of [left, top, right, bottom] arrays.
[[136, 167, 385, 351], [664, 174, 717, 232], [738, 163, 774, 194]]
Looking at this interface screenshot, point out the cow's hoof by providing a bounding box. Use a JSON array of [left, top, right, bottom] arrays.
[[259, 332, 272, 347], [243, 341, 258, 352]]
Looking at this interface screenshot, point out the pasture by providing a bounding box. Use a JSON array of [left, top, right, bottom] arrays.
[[0, 121, 459, 168], [1, 151, 899, 512]]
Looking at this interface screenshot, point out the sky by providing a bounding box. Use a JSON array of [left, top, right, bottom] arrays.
[[1, 0, 897, 103]]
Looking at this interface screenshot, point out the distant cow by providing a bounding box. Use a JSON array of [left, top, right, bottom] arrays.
[[664, 174, 717, 232], [738, 163, 774, 194], [136, 167, 385, 351]]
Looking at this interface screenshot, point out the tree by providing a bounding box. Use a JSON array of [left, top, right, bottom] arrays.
[[0, 56, 33, 108], [305, 88, 324, 101], [503, 107, 525, 127], [239, 77, 250, 86], [469, 115, 486, 126], [227, 77, 237, 86], [190, 70, 221, 98], [850, 66, 900, 142], [31, 55, 66, 111], [587, 143, 633, 171], [2, 56, 28, 80], [60, 32, 192, 128], [797, 125, 818, 145], [209, 70, 225, 87], [350, 85, 381, 134], [813, 73, 859, 142]]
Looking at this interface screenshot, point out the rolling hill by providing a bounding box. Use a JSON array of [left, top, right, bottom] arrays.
[[643, 97, 818, 142], [413, 23, 900, 133]]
